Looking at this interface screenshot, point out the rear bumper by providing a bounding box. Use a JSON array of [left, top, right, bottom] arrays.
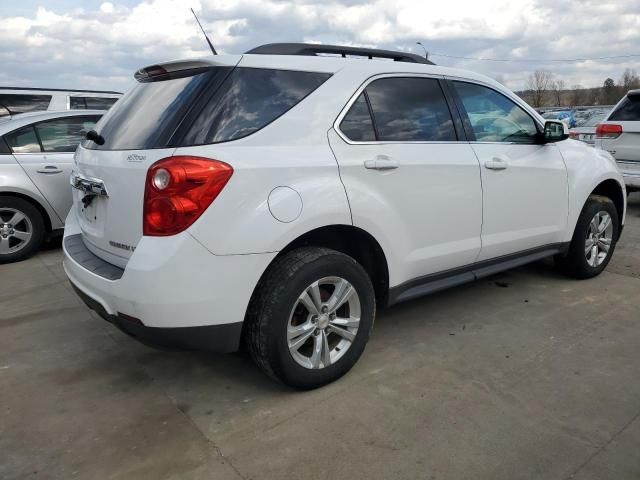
[[63, 212, 276, 352]]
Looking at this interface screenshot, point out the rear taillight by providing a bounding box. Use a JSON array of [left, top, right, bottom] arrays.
[[569, 130, 578, 139], [143, 156, 233, 236], [595, 124, 622, 139]]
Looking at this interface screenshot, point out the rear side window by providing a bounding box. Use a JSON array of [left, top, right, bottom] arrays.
[[364, 77, 456, 142], [86, 67, 330, 150], [36, 116, 100, 152], [0, 94, 52, 117], [70, 96, 118, 110], [180, 68, 331, 145], [453, 82, 538, 143], [5, 126, 42, 153], [609, 95, 640, 121], [339, 93, 376, 141]]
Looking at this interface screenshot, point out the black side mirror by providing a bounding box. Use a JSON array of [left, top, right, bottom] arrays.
[[542, 120, 569, 143]]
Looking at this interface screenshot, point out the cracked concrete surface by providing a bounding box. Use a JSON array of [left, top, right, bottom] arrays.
[[1, 194, 639, 480]]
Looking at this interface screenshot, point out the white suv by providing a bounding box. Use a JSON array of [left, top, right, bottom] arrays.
[[63, 44, 626, 389], [595, 90, 640, 191]]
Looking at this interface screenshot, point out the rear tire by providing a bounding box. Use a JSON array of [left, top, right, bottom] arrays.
[[555, 195, 619, 279], [245, 247, 376, 390], [0, 196, 45, 264]]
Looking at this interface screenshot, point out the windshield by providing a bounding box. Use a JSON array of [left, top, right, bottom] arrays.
[[579, 113, 607, 127]]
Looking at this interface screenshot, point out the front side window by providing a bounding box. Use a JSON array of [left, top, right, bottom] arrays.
[[364, 77, 456, 142], [5, 126, 42, 153], [36, 116, 100, 152], [609, 95, 640, 121], [339, 93, 376, 141], [453, 82, 538, 143]]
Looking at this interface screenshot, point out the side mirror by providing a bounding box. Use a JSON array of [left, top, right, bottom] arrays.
[[543, 120, 569, 143]]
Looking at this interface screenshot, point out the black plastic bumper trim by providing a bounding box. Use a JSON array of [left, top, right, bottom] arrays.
[[64, 234, 124, 280], [70, 282, 243, 353]]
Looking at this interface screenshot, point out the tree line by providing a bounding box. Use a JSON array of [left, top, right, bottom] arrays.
[[519, 68, 640, 108]]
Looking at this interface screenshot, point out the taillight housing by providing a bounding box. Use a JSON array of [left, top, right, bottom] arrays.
[[143, 156, 233, 236], [595, 124, 622, 139], [568, 130, 578, 139]]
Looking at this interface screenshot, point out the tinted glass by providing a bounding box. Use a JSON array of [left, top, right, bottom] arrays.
[[70, 96, 118, 110], [0, 94, 52, 116], [364, 77, 456, 142], [5, 126, 41, 153], [454, 82, 538, 143], [339, 93, 376, 141], [609, 96, 640, 121], [36, 116, 100, 152], [85, 68, 230, 150], [181, 68, 331, 145]]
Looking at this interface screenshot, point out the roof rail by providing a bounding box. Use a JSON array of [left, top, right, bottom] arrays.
[[245, 43, 434, 65]]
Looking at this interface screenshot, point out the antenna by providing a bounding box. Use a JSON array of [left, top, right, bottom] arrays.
[[191, 8, 217, 55]]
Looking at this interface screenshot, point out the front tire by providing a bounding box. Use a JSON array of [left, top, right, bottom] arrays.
[[245, 247, 376, 390], [556, 195, 619, 279], [0, 196, 45, 264]]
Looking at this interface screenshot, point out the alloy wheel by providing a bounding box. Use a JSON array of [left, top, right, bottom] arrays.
[[0, 208, 33, 255], [287, 276, 361, 369], [585, 210, 613, 267]]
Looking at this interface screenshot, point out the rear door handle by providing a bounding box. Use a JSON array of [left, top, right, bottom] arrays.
[[364, 156, 399, 171], [484, 157, 509, 170], [37, 166, 63, 174]]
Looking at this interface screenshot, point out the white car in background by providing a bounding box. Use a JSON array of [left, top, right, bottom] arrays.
[[63, 43, 626, 389], [595, 90, 640, 192], [0, 110, 103, 262], [0, 87, 120, 119]]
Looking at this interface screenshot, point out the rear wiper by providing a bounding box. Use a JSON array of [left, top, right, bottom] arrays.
[[86, 130, 105, 145]]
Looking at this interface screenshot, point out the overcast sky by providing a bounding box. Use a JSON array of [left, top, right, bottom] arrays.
[[1, 0, 639, 93]]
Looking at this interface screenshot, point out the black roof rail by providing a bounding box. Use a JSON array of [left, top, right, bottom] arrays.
[[245, 43, 434, 65], [0, 86, 122, 95]]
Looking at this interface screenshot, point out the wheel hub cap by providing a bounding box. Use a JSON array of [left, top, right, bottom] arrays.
[[585, 210, 613, 268], [0, 208, 33, 255], [287, 276, 361, 370]]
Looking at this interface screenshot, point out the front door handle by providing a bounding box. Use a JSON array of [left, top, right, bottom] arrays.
[[37, 166, 63, 174], [484, 157, 509, 170], [364, 156, 399, 171]]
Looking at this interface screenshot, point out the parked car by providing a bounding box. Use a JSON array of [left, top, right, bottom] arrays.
[[569, 112, 608, 145], [0, 110, 103, 263], [595, 90, 640, 192], [542, 110, 576, 128], [0, 87, 120, 118], [63, 43, 626, 389]]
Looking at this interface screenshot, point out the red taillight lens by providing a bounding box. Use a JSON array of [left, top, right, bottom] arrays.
[[143, 156, 233, 236], [569, 130, 578, 139], [595, 124, 622, 139]]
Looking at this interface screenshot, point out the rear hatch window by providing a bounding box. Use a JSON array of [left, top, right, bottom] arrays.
[[609, 94, 640, 121], [84, 67, 330, 150]]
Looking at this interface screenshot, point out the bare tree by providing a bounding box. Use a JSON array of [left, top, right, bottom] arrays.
[[526, 70, 553, 108], [570, 85, 584, 107], [620, 68, 640, 91], [551, 79, 566, 106]]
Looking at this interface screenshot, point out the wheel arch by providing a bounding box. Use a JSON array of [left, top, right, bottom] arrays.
[[590, 178, 625, 234], [0, 191, 54, 233]]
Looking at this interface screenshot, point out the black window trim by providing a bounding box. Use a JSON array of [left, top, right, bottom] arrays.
[[445, 78, 544, 145], [3, 114, 102, 154], [334, 73, 463, 145]]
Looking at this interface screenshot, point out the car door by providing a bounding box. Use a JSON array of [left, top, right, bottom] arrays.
[[449, 80, 568, 261], [5, 115, 100, 222], [328, 75, 483, 287]]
